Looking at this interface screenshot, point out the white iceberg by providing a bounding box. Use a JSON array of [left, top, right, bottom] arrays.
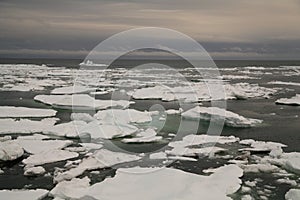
[[0, 189, 48, 200], [0, 140, 24, 161], [34, 94, 133, 110], [0, 106, 57, 118], [182, 106, 262, 127], [83, 165, 243, 200], [276, 94, 300, 106]]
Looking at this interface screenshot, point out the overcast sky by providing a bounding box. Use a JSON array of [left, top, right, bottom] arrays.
[[0, 0, 300, 59]]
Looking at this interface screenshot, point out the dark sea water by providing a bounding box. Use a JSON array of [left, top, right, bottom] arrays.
[[0, 58, 300, 199]]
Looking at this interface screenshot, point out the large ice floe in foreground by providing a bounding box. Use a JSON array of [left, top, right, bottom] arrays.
[[34, 94, 133, 110], [182, 106, 262, 127], [50, 165, 242, 200], [0, 189, 48, 200], [79, 165, 243, 200], [276, 94, 300, 106], [0, 106, 57, 118]]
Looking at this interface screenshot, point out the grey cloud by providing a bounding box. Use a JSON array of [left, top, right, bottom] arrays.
[[0, 0, 299, 59]]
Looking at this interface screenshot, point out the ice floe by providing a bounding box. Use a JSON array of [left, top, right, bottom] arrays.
[[44, 121, 87, 138], [128, 82, 278, 102], [182, 106, 262, 127], [276, 94, 300, 106], [78, 120, 138, 139], [0, 140, 24, 161], [54, 149, 141, 182], [22, 150, 78, 166], [0, 106, 57, 118], [51, 86, 97, 94], [70, 113, 95, 123], [0, 189, 48, 200], [24, 166, 46, 176], [239, 139, 286, 153], [82, 165, 243, 200], [165, 108, 183, 115], [167, 134, 238, 158], [268, 81, 300, 87], [34, 94, 133, 110], [149, 152, 168, 160], [94, 109, 153, 124], [16, 138, 73, 154], [285, 189, 300, 200], [122, 128, 162, 143], [0, 118, 58, 135], [50, 177, 90, 199]]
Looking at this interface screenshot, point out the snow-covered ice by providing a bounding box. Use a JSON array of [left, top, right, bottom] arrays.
[[167, 134, 238, 157], [0, 140, 24, 161], [128, 82, 278, 102], [51, 86, 97, 94], [0, 118, 58, 135], [22, 150, 79, 166], [24, 166, 46, 176], [78, 120, 138, 139], [44, 121, 87, 138], [34, 94, 133, 110], [285, 189, 300, 200], [182, 106, 262, 127], [83, 165, 243, 200], [50, 177, 90, 199], [149, 152, 168, 160], [122, 128, 162, 143], [94, 109, 153, 124], [0, 106, 57, 118], [0, 189, 48, 200], [54, 149, 141, 182], [16, 138, 73, 154], [70, 113, 95, 123], [276, 94, 300, 106], [269, 81, 300, 87]]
